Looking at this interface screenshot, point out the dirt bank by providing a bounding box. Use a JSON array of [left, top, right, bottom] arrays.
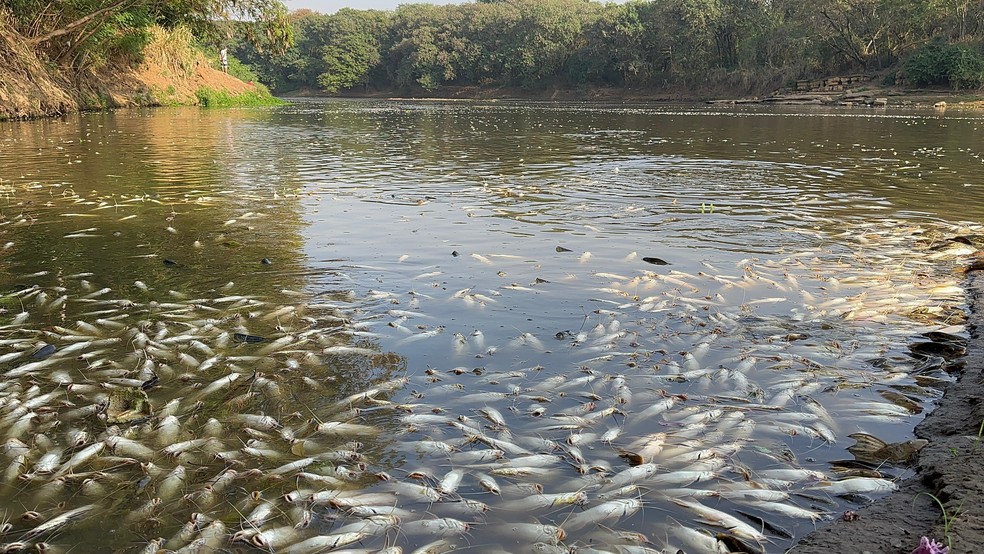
[[792, 269, 984, 553], [0, 26, 261, 120]]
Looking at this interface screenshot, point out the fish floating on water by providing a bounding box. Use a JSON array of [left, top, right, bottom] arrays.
[[0, 181, 977, 552]]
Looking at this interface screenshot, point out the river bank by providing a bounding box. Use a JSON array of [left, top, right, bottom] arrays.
[[5, 30, 982, 121], [793, 266, 984, 554], [0, 26, 271, 120], [288, 83, 984, 110], [707, 87, 984, 109]]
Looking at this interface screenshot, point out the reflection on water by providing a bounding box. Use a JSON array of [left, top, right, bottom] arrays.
[[0, 101, 981, 553]]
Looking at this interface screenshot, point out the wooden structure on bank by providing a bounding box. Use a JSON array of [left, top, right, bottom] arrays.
[[795, 75, 870, 92], [707, 73, 892, 106]]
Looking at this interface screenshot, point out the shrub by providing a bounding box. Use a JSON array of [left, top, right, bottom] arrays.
[[227, 56, 261, 83], [195, 87, 284, 107], [905, 37, 984, 90]]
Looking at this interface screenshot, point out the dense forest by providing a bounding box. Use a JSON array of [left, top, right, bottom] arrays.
[[2, 0, 982, 102], [232, 0, 984, 96]]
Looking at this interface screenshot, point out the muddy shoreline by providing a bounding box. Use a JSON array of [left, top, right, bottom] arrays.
[[292, 84, 984, 110], [791, 271, 984, 553]]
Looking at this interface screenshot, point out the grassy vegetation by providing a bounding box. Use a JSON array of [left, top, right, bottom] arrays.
[[143, 25, 283, 109], [195, 85, 285, 107], [143, 26, 200, 79], [914, 492, 954, 551]]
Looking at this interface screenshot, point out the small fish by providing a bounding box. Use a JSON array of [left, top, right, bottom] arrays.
[[669, 522, 731, 554], [808, 476, 897, 495], [22, 504, 98, 541], [642, 256, 670, 265]]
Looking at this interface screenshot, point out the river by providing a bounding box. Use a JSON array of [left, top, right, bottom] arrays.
[[0, 100, 981, 553]]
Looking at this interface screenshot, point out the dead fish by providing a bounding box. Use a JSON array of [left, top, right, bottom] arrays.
[[877, 390, 922, 414], [668, 522, 731, 553], [642, 257, 670, 265], [908, 341, 965, 358], [808, 476, 897, 495], [616, 448, 645, 466], [21, 504, 98, 541], [734, 510, 793, 539], [966, 254, 984, 272], [920, 330, 968, 345], [31, 344, 56, 359], [847, 432, 927, 465]]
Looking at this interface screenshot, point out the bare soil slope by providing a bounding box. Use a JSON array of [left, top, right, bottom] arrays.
[[0, 25, 256, 120], [0, 25, 77, 118]]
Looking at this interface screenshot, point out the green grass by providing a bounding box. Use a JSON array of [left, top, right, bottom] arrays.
[[913, 420, 984, 551], [914, 491, 960, 551], [195, 86, 285, 108]]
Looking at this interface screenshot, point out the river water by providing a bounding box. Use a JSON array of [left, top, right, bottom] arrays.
[[0, 100, 981, 553]]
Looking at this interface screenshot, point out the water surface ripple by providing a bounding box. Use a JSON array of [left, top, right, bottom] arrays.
[[0, 100, 980, 553]]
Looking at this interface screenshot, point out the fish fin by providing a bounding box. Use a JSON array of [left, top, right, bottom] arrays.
[[847, 432, 888, 461]]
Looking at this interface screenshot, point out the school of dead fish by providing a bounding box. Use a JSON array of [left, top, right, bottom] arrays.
[[0, 184, 980, 554]]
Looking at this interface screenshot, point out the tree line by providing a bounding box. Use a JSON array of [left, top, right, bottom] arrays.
[[233, 0, 984, 95]]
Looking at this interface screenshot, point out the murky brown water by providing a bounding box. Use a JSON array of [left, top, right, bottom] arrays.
[[0, 100, 981, 553]]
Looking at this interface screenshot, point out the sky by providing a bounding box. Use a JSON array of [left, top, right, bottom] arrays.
[[283, 0, 460, 14]]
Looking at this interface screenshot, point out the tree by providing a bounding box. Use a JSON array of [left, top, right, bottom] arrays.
[[508, 0, 593, 87], [319, 9, 388, 92], [2, 0, 294, 67], [460, 0, 522, 85], [813, 0, 898, 69], [385, 4, 464, 91], [222, 0, 984, 95]]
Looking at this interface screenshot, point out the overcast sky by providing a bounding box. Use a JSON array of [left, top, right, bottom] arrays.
[[283, 0, 460, 13]]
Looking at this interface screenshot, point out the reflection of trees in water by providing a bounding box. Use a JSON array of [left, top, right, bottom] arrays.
[[275, 101, 984, 222], [0, 108, 311, 302]]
